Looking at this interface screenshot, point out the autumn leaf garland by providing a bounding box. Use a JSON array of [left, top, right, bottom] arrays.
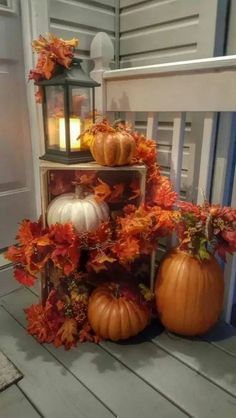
[[5, 124, 181, 283], [5, 204, 178, 286]]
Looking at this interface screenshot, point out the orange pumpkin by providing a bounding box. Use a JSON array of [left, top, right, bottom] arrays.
[[88, 282, 150, 341], [90, 131, 136, 166], [155, 248, 224, 336]]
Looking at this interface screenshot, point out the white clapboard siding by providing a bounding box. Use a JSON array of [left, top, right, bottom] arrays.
[[49, 0, 117, 67], [119, 0, 228, 68]]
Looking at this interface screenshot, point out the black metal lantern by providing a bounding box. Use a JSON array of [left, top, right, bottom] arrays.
[[37, 58, 100, 164]]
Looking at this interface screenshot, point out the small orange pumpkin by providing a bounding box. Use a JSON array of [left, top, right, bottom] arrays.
[[90, 131, 136, 166], [155, 248, 224, 336], [88, 282, 150, 341]]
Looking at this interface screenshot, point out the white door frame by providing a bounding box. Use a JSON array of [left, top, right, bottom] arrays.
[[20, 0, 49, 216]]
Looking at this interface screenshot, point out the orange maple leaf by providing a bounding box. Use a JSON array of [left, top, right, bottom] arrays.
[[118, 207, 152, 235], [16, 220, 34, 245], [54, 318, 78, 350], [129, 179, 141, 201], [25, 303, 60, 343], [25, 304, 51, 343], [25, 298, 63, 344], [79, 323, 101, 343], [51, 240, 80, 276], [16, 219, 43, 245], [29, 52, 56, 82], [132, 134, 157, 166], [24, 238, 51, 273], [150, 176, 177, 209], [114, 237, 140, 264], [88, 251, 116, 273], [109, 183, 125, 203], [75, 171, 97, 186], [94, 179, 112, 203]]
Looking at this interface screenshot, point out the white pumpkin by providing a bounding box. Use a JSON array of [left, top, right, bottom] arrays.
[[47, 186, 109, 233]]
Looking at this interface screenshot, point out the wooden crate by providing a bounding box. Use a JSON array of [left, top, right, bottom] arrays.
[[39, 161, 154, 302], [40, 160, 147, 227]]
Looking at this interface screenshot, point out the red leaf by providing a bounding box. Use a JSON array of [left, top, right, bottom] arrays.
[[5, 246, 24, 263], [16, 219, 43, 245], [49, 170, 74, 196], [49, 223, 77, 244], [222, 230, 236, 247], [14, 268, 36, 287]]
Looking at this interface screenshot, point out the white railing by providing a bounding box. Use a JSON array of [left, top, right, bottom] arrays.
[[90, 32, 236, 324]]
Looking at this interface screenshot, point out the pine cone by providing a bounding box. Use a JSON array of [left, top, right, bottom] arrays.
[[72, 301, 88, 327]]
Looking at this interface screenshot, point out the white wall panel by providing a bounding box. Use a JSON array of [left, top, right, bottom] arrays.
[[120, 0, 228, 68], [49, 0, 117, 66]]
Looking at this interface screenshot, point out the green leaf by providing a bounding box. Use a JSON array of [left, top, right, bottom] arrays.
[[198, 238, 209, 261]]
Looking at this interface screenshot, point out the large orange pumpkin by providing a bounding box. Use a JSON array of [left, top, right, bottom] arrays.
[[88, 282, 150, 341], [90, 131, 136, 166], [155, 248, 224, 336]]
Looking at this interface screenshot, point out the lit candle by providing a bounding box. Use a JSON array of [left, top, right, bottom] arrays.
[[59, 118, 81, 150]]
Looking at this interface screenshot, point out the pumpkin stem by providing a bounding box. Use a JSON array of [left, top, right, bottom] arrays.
[[205, 213, 213, 241], [114, 284, 120, 299], [75, 185, 86, 199]]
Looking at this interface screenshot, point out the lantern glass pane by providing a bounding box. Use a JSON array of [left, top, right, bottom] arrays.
[[45, 86, 66, 151], [68, 86, 93, 151]]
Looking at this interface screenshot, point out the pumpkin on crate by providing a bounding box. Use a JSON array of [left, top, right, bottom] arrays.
[[91, 131, 136, 166], [81, 119, 136, 166], [155, 248, 224, 336], [47, 185, 109, 233], [88, 282, 150, 341]]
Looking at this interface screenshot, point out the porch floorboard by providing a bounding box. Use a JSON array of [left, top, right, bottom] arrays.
[[1, 287, 236, 418]]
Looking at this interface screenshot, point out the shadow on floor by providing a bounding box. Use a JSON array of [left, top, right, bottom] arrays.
[[1, 288, 236, 394]]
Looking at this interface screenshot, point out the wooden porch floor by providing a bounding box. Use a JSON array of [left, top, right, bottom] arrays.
[[1, 287, 236, 418]]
